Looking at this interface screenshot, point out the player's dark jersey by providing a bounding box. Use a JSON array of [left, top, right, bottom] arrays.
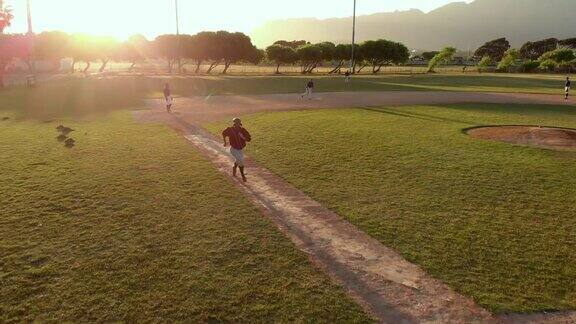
[[566, 80, 571, 88], [307, 81, 314, 88]]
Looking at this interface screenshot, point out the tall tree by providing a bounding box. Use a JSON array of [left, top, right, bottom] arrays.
[[296, 44, 322, 74], [247, 48, 265, 66], [218, 32, 259, 74], [68, 34, 100, 73], [361, 39, 409, 74], [118, 35, 150, 72], [273, 40, 309, 49], [188, 31, 216, 73], [558, 38, 576, 49], [474, 38, 510, 62], [428, 47, 457, 73], [153, 34, 180, 73], [390, 42, 410, 65], [198, 31, 259, 74], [266, 44, 298, 74], [94, 36, 120, 73], [0, 34, 30, 87], [0, 4, 13, 33], [317, 42, 336, 63], [519, 38, 558, 60], [353, 45, 368, 73], [330, 44, 351, 74], [35, 31, 70, 71]]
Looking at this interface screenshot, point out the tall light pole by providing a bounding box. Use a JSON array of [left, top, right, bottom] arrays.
[[350, 0, 357, 74], [27, 0, 36, 85], [175, 0, 182, 74]]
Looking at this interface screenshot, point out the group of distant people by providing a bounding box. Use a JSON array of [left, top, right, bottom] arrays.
[[160, 74, 572, 183]]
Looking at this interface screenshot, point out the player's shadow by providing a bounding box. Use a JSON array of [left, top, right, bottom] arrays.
[[360, 107, 477, 125]]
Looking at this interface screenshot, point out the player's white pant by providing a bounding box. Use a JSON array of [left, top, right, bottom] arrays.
[[230, 148, 245, 167], [302, 87, 313, 99]]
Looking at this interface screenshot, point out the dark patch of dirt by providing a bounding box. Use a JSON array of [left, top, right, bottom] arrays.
[[467, 126, 576, 151]]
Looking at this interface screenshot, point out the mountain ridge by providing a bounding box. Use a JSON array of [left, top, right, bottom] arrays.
[[250, 0, 576, 50]]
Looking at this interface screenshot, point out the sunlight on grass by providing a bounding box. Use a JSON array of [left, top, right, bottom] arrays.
[[207, 103, 576, 313], [0, 112, 371, 322]]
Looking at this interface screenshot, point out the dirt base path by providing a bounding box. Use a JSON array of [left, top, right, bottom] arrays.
[[162, 114, 493, 323], [135, 92, 576, 323], [135, 91, 574, 124]]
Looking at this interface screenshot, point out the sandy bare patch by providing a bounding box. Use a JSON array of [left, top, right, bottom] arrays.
[[467, 126, 576, 151]]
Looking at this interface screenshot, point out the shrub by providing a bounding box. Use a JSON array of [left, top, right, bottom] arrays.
[[496, 49, 520, 72], [520, 60, 540, 73], [539, 59, 557, 71], [477, 56, 493, 72]]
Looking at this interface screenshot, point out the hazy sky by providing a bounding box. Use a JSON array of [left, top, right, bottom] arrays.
[[6, 0, 471, 40]]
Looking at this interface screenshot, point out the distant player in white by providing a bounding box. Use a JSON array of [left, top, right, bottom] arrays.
[[163, 83, 173, 113], [344, 71, 351, 84], [565, 76, 571, 100], [301, 79, 314, 100]]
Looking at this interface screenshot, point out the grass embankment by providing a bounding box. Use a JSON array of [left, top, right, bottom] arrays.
[[207, 103, 576, 313], [0, 96, 371, 322]]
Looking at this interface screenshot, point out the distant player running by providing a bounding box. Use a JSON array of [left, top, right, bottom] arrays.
[[565, 77, 571, 100], [163, 83, 173, 113], [344, 71, 351, 84], [301, 79, 314, 100], [223, 118, 252, 182]]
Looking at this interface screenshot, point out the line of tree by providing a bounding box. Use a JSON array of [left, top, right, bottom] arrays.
[[473, 37, 576, 73], [266, 39, 409, 75], [1, 32, 412, 86], [0, 30, 263, 81]]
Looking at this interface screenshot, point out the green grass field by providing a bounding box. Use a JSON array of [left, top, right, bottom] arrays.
[[1, 74, 574, 320], [0, 112, 371, 321], [207, 103, 576, 313], [1, 73, 567, 120]]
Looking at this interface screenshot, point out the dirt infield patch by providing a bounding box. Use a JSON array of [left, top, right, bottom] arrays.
[[467, 125, 576, 151]]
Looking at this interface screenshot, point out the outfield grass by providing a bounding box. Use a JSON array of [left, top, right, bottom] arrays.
[[207, 104, 576, 313], [0, 110, 373, 322], [0, 73, 566, 120]]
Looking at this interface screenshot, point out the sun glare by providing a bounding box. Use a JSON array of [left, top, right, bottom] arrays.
[[8, 0, 174, 40]]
